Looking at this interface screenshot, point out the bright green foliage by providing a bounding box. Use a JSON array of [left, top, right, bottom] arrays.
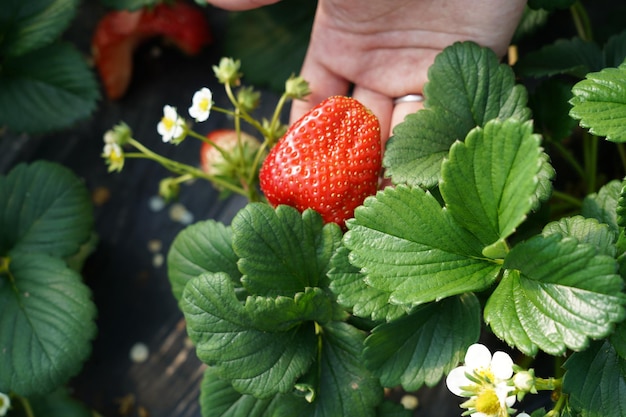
[[328, 245, 408, 322], [384, 41, 531, 188], [164, 40, 626, 416], [173, 205, 389, 415], [233, 204, 342, 297], [563, 340, 626, 417], [485, 231, 625, 356], [441, 120, 543, 247], [167, 220, 241, 302], [570, 62, 626, 142], [364, 294, 480, 390], [0, 161, 96, 397]]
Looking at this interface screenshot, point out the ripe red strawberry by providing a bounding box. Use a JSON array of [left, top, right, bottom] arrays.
[[92, 1, 212, 100], [259, 96, 382, 228]]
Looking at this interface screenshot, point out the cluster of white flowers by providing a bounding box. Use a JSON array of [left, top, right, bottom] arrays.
[[0, 392, 10, 416], [158, 87, 213, 143], [102, 87, 214, 170], [446, 343, 532, 417]]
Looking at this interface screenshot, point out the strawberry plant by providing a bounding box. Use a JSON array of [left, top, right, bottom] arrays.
[[0, 161, 97, 417], [101, 1, 626, 416]]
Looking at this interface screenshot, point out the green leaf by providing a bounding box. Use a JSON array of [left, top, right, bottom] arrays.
[[485, 233, 626, 356], [364, 294, 480, 391], [224, 0, 315, 92], [167, 220, 240, 302], [563, 340, 626, 417], [610, 321, 626, 360], [30, 388, 93, 417], [0, 0, 79, 57], [0, 161, 93, 257], [604, 30, 626, 69], [313, 321, 383, 417], [0, 42, 100, 133], [385, 41, 530, 188], [0, 253, 97, 396], [569, 62, 626, 142], [328, 245, 409, 322], [99, 0, 161, 11], [582, 179, 623, 233], [515, 37, 603, 78], [441, 119, 543, 247], [233, 204, 342, 297], [529, 77, 578, 142], [181, 272, 317, 398], [543, 215, 617, 257], [527, 0, 575, 11], [245, 287, 335, 331], [375, 401, 413, 417], [511, 7, 550, 44], [199, 367, 309, 417], [345, 185, 501, 306]]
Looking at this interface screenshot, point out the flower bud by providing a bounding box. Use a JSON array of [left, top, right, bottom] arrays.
[[237, 86, 261, 112], [513, 370, 535, 392], [285, 75, 311, 99], [213, 57, 242, 86], [159, 177, 180, 202]]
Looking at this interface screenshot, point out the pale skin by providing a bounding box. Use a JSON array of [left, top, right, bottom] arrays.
[[207, 0, 526, 145]]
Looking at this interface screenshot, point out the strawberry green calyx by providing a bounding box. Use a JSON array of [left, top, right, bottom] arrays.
[[285, 75, 311, 100], [213, 57, 242, 86]]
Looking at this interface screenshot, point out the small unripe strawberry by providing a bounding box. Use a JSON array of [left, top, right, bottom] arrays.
[[200, 129, 261, 191], [259, 96, 382, 228]]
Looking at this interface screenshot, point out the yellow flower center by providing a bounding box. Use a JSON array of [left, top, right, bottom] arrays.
[[199, 98, 210, 112], [475, 388, 501, 415], [162, 117, 175, 131], [476, 367, 495, 383]]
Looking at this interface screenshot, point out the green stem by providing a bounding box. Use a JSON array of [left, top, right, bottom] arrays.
[[535, 377, 562, 392], [125, 140, 249, 198], [17, 394, 36, 417], [583, 132, 598, 193], [547, 138, 586, 181], [266, 92, 290, 146], [570, 1, 593, 42], [551, 190, 583, 208], [616, 143, 626, 174]]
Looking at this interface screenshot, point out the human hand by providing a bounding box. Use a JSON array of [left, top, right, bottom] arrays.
[[207, 0, 526, 143]]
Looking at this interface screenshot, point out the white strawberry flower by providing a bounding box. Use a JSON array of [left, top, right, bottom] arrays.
[[446, 343, 517, 417], [188, 87, 213, 122], [157, 105, 186, 143], [103, 129, 125, 172], [0, 392, 10, 416]]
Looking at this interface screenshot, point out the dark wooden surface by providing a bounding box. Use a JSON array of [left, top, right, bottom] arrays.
[[0, 2, 468, 416]]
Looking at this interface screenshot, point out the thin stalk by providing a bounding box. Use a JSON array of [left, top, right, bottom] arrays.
[[583, 132, 598, 193], [616, 143, 626, 174], [551, 190, 583, 208], [570, 1, 593, 42], [124, 140, 249, 198], [17, 395, 35, 417], [547, 139, 586, 182]]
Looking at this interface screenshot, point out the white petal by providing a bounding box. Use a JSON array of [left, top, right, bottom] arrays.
[[163, 105, 178, 118], [491, 351, 514, 380], [465, 344, 492, 369], [446, 366, 473, 396]]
